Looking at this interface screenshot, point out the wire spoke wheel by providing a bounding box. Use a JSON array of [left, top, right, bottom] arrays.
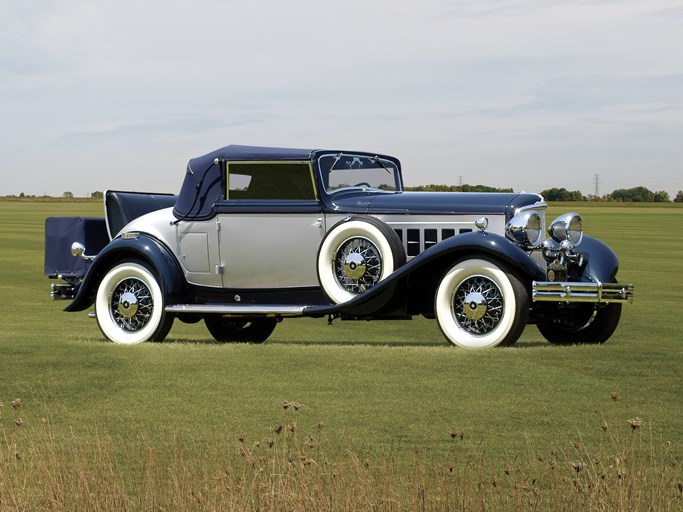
[[110, 277, 153, 331], [452, 275, 503, 335], [95, 261, 173, 344], [435, 258, 528, 349], [317, 217, 405, 304], [334, 237, 383, 294]]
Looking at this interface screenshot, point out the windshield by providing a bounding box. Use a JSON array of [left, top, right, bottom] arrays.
[[318, 153, 400, 193]]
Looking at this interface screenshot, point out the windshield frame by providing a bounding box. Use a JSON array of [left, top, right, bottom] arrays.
[[316, 152, 403, 195]]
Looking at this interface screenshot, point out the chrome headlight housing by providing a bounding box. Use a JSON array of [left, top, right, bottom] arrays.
[[505, 210, 543, 248], [548, 212, 583, 245]]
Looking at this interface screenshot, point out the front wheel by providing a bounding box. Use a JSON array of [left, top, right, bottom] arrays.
[[435, 258, 529, 349], [204, 316, 277, 343], [95, 261, 174, 344], [537, 303, 622, 345]]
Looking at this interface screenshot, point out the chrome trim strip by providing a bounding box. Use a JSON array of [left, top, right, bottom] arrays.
[[532, 281, 634, 303], [514, 200, 547, 214], [165, 304, 307, 316]]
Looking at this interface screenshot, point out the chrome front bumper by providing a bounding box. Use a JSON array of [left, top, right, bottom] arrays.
[[532, 281, 634, 303]]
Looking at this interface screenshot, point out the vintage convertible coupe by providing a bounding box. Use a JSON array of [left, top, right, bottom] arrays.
[[45, 144, 633, 348]]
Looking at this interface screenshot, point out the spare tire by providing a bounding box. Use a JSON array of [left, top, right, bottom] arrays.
[[317, 216, 405, 304]]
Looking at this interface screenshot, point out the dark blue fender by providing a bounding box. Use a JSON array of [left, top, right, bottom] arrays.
[[576, 235, 620, 283], [64, 234, 185, 312], [305, 231, 547, 317]]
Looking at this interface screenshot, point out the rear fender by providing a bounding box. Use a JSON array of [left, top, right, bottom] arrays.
[[64, 235, 185, 312]]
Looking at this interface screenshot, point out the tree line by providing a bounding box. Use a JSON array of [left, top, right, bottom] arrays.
[[406, 184, 682, 202], [5, 187, 683, 202]]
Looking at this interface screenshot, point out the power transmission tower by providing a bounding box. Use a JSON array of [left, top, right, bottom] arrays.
[[593, 174, 600, 197], [458, 175, 464, 187]]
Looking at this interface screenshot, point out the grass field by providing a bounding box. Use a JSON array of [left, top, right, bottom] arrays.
[[1, 200, 682, 510]]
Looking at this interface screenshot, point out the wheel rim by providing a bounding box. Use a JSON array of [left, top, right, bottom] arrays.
[[333, 237, 382, 293], [110, 277, 153, 332], [452, 275, 503, 335]]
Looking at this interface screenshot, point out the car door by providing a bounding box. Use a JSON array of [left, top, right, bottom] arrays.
[[216, 162, 325, 289]]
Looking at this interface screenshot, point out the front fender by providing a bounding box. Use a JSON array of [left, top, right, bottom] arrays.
[[577, 235, 620, 283], [64, 234, 185, 312], [305, 231, 546, 317]]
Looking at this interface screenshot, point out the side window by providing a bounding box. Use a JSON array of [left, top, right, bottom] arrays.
[[227, 163, 316, 200]]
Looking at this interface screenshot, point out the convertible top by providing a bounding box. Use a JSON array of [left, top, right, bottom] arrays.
[[174, 145, 316, 220]]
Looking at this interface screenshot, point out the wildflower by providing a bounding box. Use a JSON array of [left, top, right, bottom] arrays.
[[448, 428, 464, 440], [571, 462, 586, 473], [15, 418, 23, 427], [282, 401, 290, 410], [610, 391, 619, 401], [12, 398, 21, 410], [292, 402, 303, 411], [288, 422, 297, 433], [627, 417, 643, 430], [266, 439, 275, 448], [274, 425, 283, 435], [238, 433, 246, 443]]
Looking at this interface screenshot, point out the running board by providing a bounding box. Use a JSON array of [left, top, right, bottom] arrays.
[[165, 304, 308, 317]]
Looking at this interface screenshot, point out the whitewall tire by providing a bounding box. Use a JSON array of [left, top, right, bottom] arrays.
[[435, 258, 528, 349], [95, 261, 173, 344], [317, 217, 405, 304]]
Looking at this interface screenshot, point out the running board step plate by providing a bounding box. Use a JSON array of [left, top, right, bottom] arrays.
[[165, 304, 307, 317]]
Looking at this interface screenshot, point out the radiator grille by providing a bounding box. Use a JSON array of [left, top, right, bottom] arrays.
[[394, 227, 474, 258]]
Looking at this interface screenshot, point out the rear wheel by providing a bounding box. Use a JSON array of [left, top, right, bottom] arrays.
[[95, 261, 174, 344], [204, 316, 277, 343], [435, 258, 529, 349], [537, 302, 622, 345]]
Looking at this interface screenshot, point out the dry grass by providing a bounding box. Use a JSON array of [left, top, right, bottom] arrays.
[[2, 399, 681, 512]]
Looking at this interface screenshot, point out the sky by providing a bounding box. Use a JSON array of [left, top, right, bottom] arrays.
[[1, 0, 682, 198]]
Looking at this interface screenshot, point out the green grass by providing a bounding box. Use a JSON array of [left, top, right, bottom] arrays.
[[1, 200, 682, 509]]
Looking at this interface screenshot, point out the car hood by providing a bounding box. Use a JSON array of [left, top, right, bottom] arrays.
[[329, 191, 543, 217]]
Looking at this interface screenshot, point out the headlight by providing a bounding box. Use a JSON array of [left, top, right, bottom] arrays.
[[548, 212, 583, 245], [505, 210, 543, 247]]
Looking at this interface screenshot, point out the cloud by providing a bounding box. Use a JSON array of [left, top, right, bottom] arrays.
[[1, 0, 682, 197]]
